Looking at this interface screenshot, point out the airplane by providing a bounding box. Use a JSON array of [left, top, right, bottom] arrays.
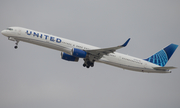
[[1, 27, 178, 73]]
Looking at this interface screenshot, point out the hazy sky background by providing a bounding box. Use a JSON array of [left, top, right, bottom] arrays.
[[0, 0, 180, 108]]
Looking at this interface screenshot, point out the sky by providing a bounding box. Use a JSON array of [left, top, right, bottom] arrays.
[[0, 0, 180, 108]]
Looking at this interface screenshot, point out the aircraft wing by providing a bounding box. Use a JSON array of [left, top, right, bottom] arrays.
[[85, 38, 130, 60]]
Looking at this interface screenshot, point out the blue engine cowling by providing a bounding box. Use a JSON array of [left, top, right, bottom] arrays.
[[71, 48, 87, 58], [61, 52, 79, 62]]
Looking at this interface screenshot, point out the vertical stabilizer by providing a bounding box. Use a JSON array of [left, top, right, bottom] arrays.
[[144, 44, 178, 67]]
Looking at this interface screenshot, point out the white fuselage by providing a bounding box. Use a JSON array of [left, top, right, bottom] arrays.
[[2, 27, 170, 73]]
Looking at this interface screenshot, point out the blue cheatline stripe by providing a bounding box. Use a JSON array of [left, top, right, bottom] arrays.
[[144, 50, 168, 67]]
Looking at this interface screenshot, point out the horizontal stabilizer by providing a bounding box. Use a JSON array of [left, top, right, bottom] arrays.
[[153, 66, 177, 70]]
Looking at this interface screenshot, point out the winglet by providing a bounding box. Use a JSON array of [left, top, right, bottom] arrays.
[[122, 38, 131, 47]]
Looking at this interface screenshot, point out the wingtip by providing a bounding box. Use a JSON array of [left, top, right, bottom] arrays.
[[122, 38, 131, 47]]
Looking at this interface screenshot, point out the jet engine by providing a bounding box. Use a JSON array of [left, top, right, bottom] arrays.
[[71, 48, 87, 58], [61, 52, 79, 62]]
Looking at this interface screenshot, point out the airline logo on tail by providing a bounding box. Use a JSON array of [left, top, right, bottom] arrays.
[[144, 44, 178, 67]]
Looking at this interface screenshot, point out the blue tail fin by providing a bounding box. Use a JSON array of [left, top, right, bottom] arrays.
[[144, 44, 178, 67]]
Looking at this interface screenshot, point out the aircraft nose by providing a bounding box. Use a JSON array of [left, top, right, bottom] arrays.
[[1, 30, 6, 35]]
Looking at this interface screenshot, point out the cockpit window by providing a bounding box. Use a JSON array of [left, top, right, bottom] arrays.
[[6, 28, 13, 31]]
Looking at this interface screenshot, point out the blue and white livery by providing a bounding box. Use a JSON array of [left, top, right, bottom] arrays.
[[1, 27, 178, 73]]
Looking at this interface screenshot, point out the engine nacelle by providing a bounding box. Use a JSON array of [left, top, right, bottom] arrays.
[[61, 52, 79, 62], [71, 48, 87, 58]]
